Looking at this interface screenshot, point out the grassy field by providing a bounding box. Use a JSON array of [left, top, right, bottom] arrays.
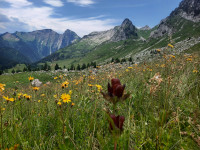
[[0, 47, 200, 149]]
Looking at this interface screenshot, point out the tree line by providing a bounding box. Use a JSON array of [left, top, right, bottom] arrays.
[[0, 57, 133, 75]]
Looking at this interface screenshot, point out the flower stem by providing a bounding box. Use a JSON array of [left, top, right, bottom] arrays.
[[0, 109, 4, 149], [114, 140, 117, 150]]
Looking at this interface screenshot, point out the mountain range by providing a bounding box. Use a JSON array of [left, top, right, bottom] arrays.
[[0, 29, 80, 69], [0, 0, 200, 70]]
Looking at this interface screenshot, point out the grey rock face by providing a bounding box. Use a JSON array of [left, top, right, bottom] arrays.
[[31, 79, 42, 87], [150, 0, 200, 38], [111, 18, 138, 41], [60, 29, 80, 49], [171, 0, 200, 22], [81, 18, 138, 45], [150, 19, 173, 38]]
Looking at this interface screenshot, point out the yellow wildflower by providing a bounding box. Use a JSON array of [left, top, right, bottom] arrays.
[[148, 69, 153, 71], [53, 94, 58, 98], [69, 90, 72, 95], [0, 83, 6, 92], [3, 96, 15, 102], [38, 100, 41, 103], [61, 81, 69, 89], [9, 98, 15, 102], [17, 93, 22, 99], [168, 44, 174, 48], [95, 84, 102, 92], [170, 55, 175, 58], [186, 58, 192, 61], [26, 95, 31, 100], [23, 94, 27, 98], [88, 84, 93, 87], [54, 77, 58, 80], [193, 70, 198, 73], [57, 101, 62, 106], [155, 64, 159, 67], [3, 96, 9, 101], [41, 94, 45, 97], [156, 49, 161, 52], [61, 93, 71, 103], [126, 69, 129, 72], [59, 75, 63, 79], [161, 64, 165, 68], [28, 76, 34, 82], [32, 87, 40, 91]]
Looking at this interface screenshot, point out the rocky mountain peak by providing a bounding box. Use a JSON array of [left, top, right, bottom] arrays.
[[140, 25, 151, 30], [170, 0, 200, 22], [150, 0, 200, 38], [121, 18, 133, 28], [120, 18, 136, 32], [63, 29, 73, 34], [110, 18, 138, 41]]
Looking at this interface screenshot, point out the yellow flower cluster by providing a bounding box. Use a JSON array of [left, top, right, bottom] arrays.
[[193, 70, 198, 73], [22, 94, 31, 100], [0, 83, 6, 92], [61, 81, 69, 88], [185, 55, 193, 61], [3, 96, 15, 102]]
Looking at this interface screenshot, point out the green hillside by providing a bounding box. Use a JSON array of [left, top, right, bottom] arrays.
[[39, 15, 200, 69], [0, 47, 30, 70]]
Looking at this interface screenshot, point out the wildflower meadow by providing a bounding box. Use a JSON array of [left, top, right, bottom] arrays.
[[0, 47, 200, 150]]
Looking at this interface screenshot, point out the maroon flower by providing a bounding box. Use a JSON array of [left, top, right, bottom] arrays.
[[101, 78, 130, 104], [109, 114, 125, 132], [108, 78, 125, 98]]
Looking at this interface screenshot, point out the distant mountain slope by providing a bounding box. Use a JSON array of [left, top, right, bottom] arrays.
[[0, 47, 30, 70], [0, 29, 80, 62], [40, 18, 139, 63], [150, 0, 200, 38], [40, 0, 200, 68]]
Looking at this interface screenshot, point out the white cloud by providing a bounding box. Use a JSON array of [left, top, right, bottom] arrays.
[[43, 0, 64, 7], [67, 0, 95, 6], [0, 0, 116, 37], [2, 0, 32, 8]]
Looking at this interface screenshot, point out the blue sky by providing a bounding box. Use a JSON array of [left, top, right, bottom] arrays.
[[0, 0, 182, 37]]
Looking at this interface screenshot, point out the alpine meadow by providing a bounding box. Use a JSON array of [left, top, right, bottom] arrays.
[[0, 0, 200, 149]]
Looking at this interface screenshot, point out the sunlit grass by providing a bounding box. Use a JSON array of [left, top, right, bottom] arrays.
[[0, 48, 200, 149]]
